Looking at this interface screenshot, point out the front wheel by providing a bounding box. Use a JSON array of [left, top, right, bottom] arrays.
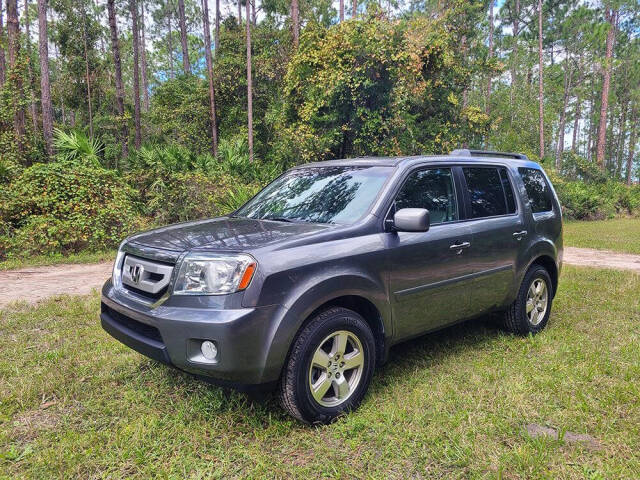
[[278, 307, 376, 424], [503, 265, 553, 335]]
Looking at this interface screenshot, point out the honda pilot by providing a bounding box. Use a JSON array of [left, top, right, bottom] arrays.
[[101, 149, 563, 424]]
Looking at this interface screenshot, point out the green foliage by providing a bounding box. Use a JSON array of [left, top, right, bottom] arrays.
[[122, 142, 268, 224], [126, 143, 216, 174], [553, 177, 640, 220], [280, 14, 489, 163], [558, 151, 608, 184], [147, 76, 213, 155], [0, 161, 141, 259], [53, 129, 104, 165]]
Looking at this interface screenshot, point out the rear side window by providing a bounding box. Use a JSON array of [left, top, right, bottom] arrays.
[[394, 168, 458, 224], [499, 168, 517, 214], [519, 168, 553, 213], [463, 167, 515, 218]]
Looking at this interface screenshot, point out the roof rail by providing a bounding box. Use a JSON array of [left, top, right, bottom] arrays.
[[449, 149, 529, 161]]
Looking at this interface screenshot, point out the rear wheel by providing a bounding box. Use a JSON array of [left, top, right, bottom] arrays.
[[278, 307, 376, 424], [503, 265, 553, 335]]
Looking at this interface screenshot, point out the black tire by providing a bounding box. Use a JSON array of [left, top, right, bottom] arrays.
[[503, 265, 553, 335], [278, 307, 376, 424]]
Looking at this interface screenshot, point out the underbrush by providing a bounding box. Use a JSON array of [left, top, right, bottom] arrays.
[[1, 136, 638, 261], [0, 141, 275, 260]]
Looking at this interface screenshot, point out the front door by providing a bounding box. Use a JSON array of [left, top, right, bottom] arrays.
[[387, 167, 474, 341]]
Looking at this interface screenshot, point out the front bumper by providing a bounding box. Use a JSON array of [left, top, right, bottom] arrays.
[[101, 279, 287, 388]]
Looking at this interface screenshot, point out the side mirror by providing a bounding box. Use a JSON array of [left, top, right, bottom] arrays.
[[393, 208, 430, 232]]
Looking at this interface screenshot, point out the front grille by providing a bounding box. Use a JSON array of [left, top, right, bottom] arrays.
[[102, 304, 164, 344], [123, 284, 168, 301], [120, 254, 174, 301]]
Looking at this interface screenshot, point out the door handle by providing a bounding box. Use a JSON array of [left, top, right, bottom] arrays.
[[513, 230, 528, 240], [449, 241, 471, 250]]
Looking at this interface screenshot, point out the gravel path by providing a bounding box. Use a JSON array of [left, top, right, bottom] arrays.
[[0, 247, 638, 308]]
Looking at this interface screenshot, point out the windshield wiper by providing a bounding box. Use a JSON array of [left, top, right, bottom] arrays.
[[262, 216, 296, 223]]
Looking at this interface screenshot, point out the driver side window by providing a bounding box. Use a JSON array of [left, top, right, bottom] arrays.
[[394, 168, 458, 224]]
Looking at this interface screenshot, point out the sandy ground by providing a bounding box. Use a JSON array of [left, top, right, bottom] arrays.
[[563, 247, 640, 274], [0, 247, 639, 308], [0, 262, 112, 308]]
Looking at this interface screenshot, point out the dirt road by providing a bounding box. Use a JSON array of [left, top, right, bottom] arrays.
[[0, 262, 112, 308], [1, 247, 639, 308]]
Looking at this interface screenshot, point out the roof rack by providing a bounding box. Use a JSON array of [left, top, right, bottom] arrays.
[[449, 149, 529, 161]]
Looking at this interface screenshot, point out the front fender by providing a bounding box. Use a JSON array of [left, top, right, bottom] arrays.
[[259, 273, 390, 383]]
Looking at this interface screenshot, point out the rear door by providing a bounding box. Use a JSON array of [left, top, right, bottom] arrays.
[[387, 166, 473, 340], [459, 165, 527, 313]]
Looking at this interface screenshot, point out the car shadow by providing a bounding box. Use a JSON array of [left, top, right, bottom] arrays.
[[152, 313, 509, 426]]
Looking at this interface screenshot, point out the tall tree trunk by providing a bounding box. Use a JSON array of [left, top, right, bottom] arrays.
[[246, 0, 253, 162], [537, 0, 544, 159], [6, 0, 26, 150], [615, 102, 627, 179], [201, 0, 217, 156], [178, 0, 190, 74], [486, 0, 493, 115], [588, 85, 596, 161], [24, 0, 38, 132], [130, 0, 141, 148], [627, 108, 637, 185], [0, 3, 5, 88], [556, 57, 572, 167], [140, 0, 149, 111], [238, 0, 241, 24], [509, 0, 519, 116], [572, 93, 581, 152], [55, 40, 66, 126], [37, 0, 53, 156], [167, 16, 174, 79], [352, 0, 356, 17], [107, 0, 128, 159], [81, 10, 93, 137], [251, 0, 255, 25], [214, 0, 219, 55], [595, 8, 617, 170], [339, 0, 343, 22], [291, 0, 299, 48]]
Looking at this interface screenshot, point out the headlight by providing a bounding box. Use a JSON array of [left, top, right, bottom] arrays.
[[173, 253, 257, 295]]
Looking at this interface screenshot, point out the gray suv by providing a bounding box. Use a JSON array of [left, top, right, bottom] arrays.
[[101, 150, 562, 423]]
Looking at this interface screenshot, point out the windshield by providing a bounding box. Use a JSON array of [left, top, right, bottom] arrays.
[[235, 166, 392, 225]]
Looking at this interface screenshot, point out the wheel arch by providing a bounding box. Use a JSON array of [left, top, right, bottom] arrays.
[[261, 275, 391, 383], [302, 295, 387, 366], [529, 254, 559, 297]]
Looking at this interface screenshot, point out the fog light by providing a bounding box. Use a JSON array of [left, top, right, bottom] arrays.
[[201, 340, 218, 360]]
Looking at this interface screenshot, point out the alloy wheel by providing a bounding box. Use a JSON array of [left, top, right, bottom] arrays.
[[308, 330, 365, 407], [526, 278, 548, 326]]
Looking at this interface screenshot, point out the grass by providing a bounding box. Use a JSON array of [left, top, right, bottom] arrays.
[[564, 218, 640, 254], [0, 250, 115, 271], [1, 266, 639, 479]]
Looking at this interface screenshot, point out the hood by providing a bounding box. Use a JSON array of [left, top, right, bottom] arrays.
[[126, 216, 330, 253]]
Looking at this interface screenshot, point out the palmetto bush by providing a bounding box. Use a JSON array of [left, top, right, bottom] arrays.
[[53, 129, 104, 166]]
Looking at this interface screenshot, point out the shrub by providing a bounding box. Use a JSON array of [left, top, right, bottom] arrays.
[[0, 161, 141, 259], [126, 170, 261, 225], [125, 144, 216, 174], [554, 178, 640, 220], [53, 129, 104, 165]]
